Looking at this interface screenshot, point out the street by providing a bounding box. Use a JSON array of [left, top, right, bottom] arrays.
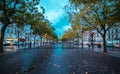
[[0, 43, 120, 74]]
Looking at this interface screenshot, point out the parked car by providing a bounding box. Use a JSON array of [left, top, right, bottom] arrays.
[[3, 43, 10, 46], [115, 44, 120, 48]]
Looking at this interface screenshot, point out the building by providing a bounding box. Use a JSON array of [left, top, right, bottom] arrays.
[[0, 23, 17, 44], [83, 23, 120, 47], [106, 23, 120, 46], [83, 30, 103, 44]]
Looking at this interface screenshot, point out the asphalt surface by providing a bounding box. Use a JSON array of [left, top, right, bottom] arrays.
[[0, 43, 120, 74]]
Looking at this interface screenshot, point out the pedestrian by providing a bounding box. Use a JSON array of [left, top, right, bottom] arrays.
[[98, 43, 101, 48]]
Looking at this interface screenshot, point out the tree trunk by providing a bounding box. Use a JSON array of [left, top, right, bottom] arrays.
[[103, 35, 107, 53], [91, 34, 94, 50], [29, 33, 32, 48], [43, 39, 45, 46], [40, 36, 43, 46], [0, 29, 5, 53], [0, 24, 8, 53], [81, 31, 84, 49], [34, 36, 36, 47], [18, 29, 20, 48]]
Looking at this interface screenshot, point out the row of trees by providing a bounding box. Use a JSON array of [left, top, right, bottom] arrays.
[[63, 0, 120, 53], [31, 19, 58, 47], [0, 0, 58, 53]]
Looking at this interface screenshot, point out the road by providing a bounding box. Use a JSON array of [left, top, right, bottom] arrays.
[[0, 43, 120, 74]]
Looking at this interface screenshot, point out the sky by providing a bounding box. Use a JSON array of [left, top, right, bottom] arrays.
[[40, 0, 71, 38]]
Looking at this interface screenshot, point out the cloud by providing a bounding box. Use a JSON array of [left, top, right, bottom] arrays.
[[40, 0, 69, 38], [46, 9, 64, 23], [54, 12, 69, 27], [63, 25, 71, 31], [41, 0, 68, 23]]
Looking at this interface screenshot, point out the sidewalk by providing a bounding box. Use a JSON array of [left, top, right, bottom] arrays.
[[3, 43, 54, 53], [3, 44, 40, 52], [107, 47, 120, 58], [84, 46, 120, 58]]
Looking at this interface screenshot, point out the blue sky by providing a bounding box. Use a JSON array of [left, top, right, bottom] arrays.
[[40, 0, 71, 38]]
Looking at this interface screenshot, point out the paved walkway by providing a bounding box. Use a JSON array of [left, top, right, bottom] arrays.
[[84, 46, 120, 58], [0, 44, 120, 74], [62, 43, 120, 58]]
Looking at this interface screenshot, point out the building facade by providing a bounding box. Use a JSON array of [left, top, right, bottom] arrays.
[[82, 23, 120, 46], [106, 23, 120, 45], [0, 23, 17, 44]]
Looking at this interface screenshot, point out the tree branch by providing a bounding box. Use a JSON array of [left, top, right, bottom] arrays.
[[9, 1, 19, 17], [3, 0, 8, 19], [82, 16, 99, 30]]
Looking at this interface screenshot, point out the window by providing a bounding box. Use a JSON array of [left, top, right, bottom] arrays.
[[112, 29, 114, 33], [112, 35, 114, 39], [108, 30, 110, 34], [115, 35, 118, 38], [115, 28, 118, 33], [108, 35, 110, 39]]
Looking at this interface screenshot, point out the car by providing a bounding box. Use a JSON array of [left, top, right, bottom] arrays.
[[3, 43, 10, 46], [115, 44, 120, 47]]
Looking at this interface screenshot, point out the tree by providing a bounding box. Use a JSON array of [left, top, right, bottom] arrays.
[[31, 20, 43, 47], [62, 28, 75, 42], [31, 19, 52, 46], [27, 10, 45, 48], [0, 0, 43, 52], [0, 0, 26, 53], [68, 0, 120, 53], [12, 12, 26, 48]]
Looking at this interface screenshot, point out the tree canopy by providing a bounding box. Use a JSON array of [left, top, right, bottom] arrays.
[[0, 0, 57, 53], [66, 0, 120, 53]]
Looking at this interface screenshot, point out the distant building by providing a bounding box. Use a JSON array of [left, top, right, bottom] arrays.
[[83, 30, 103, 44], [83, 31, 89, 43], [0, 23, 17, 44], [83, 23, 120, 46], [106, 23, 120, 44]]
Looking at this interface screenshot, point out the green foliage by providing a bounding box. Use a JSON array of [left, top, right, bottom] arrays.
[[62, 28, 75, 41], [0, 0, 26, 23], [69, 0, 120, 32], [68, 0, 120, 53], [0, 0, 46, 52], [31, 18, 58, 41]]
